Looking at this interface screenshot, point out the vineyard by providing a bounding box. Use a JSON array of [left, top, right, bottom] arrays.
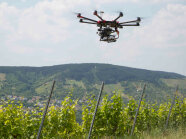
[[0, 91, 185, 138]]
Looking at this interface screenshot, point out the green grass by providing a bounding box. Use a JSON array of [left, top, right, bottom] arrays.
[[140, 128, 186, 139], [35, 81, 54, 95], [0, 73, 6, 81], [161, 78, 186, 89], [65, 79, 86, 89], [91, 128, 186, 139], [104, 83, 124, 93]]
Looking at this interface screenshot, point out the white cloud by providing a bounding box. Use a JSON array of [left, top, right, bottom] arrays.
[[0, 0, 91, 56], [0, 2, 19, 32], [93, 0, 184, 4], [94, 0, 137, 4], [130, 4, 186, 48], [94, 3, 186, 75]]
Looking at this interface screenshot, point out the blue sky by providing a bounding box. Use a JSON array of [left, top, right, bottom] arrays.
[[0, 0, 186, 76]]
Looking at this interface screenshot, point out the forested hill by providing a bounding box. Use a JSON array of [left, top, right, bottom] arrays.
[[0, 63, 184, 84], [0, 63, 185, 101]]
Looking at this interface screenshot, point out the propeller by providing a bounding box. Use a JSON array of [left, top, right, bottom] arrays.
[[114, 11, 124, 16], [73, 12, 82, 18], [136, 16, 148, 23], [93, 10, 105, 15], [73, 12, 82, 15], [99, 11, 104, 17]]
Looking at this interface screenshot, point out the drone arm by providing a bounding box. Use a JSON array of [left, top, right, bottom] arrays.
[[114, 16, 121, 21], [120, 23, 140, 26], [80, 20, 97, 24], [78, 16, 97, 23], [95, 14, 104, 21], [113, 12, 123, 21], [119, 20, 139, 24]]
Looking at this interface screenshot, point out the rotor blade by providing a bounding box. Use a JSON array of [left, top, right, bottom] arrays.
[[73, 12, 81, 15]]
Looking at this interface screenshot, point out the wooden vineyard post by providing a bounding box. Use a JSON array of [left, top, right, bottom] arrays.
[[37, 80, 56, 139], [165, 85, 178, 129], [131, 84, 146, 136], [88, 82, 104, 139]]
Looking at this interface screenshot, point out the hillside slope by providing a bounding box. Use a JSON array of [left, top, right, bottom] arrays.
[[0, 63, 185, 102]]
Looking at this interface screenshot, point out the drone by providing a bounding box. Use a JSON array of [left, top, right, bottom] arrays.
[[77, 10, 141, 43]]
